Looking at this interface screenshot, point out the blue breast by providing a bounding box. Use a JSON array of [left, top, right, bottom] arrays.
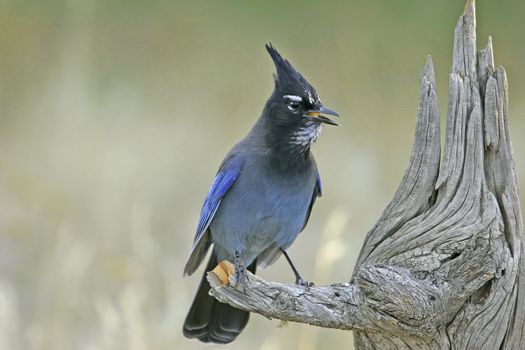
[[210, 157, 317, 265]]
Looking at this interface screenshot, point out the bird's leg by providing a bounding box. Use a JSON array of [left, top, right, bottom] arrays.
[[280, 248, 315, 288], [231, 251, 247, 291]]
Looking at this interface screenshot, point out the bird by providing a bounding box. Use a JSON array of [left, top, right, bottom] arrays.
[[182, 44, 339, 344]]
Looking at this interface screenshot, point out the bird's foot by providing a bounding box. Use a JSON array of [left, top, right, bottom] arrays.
[[280, 248, 314, 290], [230, 254, 248, 292], [296, 277, 315, 290], [211, 260, 235, 286]]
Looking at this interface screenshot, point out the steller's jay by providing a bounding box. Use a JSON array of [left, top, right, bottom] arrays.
[[183, 44, 339, 344]]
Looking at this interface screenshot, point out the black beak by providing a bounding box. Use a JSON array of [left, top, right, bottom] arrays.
[[305, 105, 340, 126]]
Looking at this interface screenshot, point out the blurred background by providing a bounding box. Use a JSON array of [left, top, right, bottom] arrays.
[[0, 0, 523, 349]]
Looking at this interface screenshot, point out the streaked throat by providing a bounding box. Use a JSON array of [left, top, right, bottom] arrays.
[[288, 122, 323, 154]]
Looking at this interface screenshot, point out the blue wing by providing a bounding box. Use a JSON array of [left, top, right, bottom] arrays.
[[315, 173, 322, 197], [300, 172, 322, 232], [183, 155, 243, 276]]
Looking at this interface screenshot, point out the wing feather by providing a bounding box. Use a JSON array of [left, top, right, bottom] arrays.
[[300, 172, 322, 232], [183, 156, 243, 276]]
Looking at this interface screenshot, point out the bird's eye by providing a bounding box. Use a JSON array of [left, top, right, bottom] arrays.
[[288, 101, 300, 110]]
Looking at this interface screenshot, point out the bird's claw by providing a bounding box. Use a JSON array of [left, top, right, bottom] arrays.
[[296, 277, 315, 289], [230, 255, 248, 292]]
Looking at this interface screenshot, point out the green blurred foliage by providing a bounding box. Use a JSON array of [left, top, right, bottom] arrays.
[[0, 0, 523, 349]]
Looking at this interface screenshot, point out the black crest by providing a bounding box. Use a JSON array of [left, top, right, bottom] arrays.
[[265, 43, 317, 96]]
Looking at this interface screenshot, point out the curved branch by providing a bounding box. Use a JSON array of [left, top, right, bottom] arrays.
[[207, 272, 368, 331]]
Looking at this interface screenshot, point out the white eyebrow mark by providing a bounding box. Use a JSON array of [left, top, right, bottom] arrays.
[[283, 95, 302, 102]]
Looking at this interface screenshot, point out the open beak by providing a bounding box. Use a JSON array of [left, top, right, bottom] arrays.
[[305, 105, 340, 126]]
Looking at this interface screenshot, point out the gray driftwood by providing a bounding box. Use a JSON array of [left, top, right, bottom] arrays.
[[207, 1, 525, 348]]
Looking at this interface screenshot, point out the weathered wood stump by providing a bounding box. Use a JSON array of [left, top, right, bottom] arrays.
[[207, 1, 524, 348]]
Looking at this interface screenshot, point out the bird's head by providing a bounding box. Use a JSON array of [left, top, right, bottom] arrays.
[[263, 44, 339, 152]]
